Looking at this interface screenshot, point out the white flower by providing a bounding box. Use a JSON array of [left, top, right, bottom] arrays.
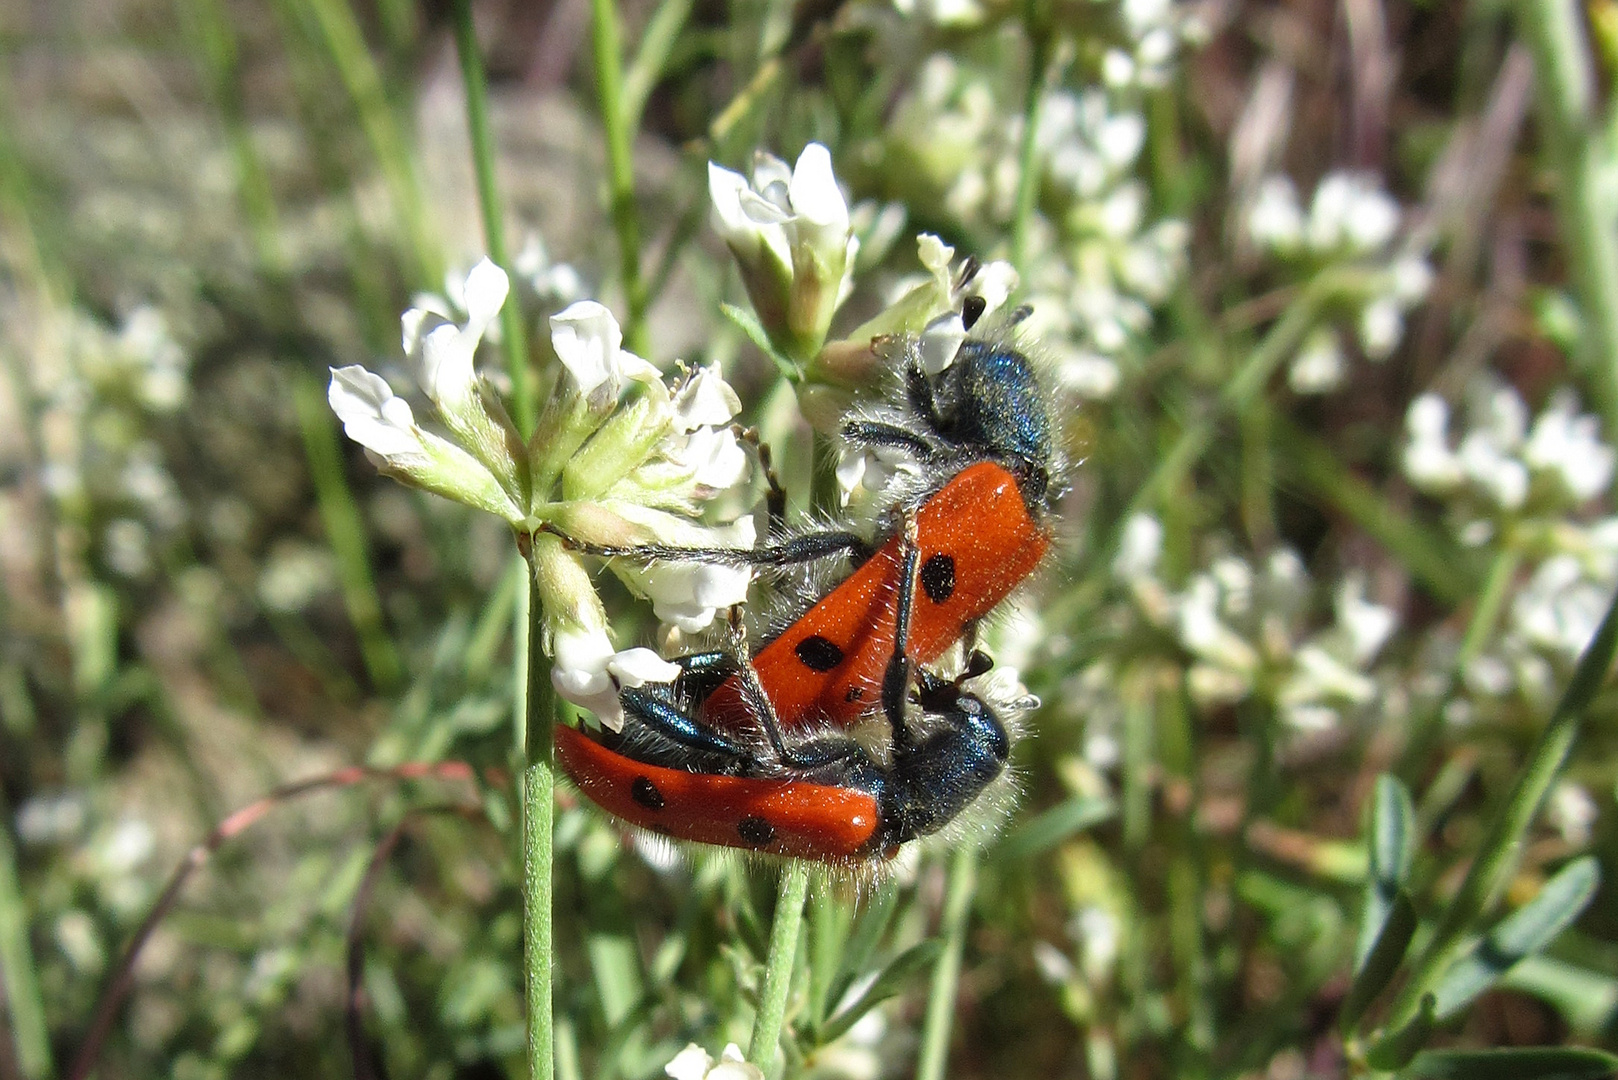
[[666, 424, 749, 492], [551, 624, 682, 731], [1247, 176, 1304, 253], [1289, 327, 1346, 394], [327, 366, 523, 522], [1403, 394, 1463, 490], [708, 143, 859, 357], [1307, 173, 1399, 254], [1459, 430, 1529, 510], [1335, 576, 1397, 664], [550, 301, 661, 406], [837, 441, 922, 504], [1358, 298, 1404, 361], [1512, 555, 1612, 660], [401, 258, 509, 409], [670, 364, 742, 431], [607, 516, 757, 633], [665, 1043, 763, 1080], [1113, 513, 1164, 580], [1526, 390, 1615, 501]]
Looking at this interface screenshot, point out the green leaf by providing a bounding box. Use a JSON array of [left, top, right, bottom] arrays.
[[721, 302, 800, 381], [1358, 774, 1417, 970], [822, 881, 899, 1019], [1501, 953, 1618, 1034], [1366, 993, 1436, 1072], [995, 795, 1116, 863], [1432, 857, 1600, 1020], [1402, 1046, 1618, 1080], [1340, 889, 1417, 1035], [815, 940, 943, 1045]]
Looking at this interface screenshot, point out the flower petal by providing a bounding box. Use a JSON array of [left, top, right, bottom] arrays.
[[328, 366, 420, 458]]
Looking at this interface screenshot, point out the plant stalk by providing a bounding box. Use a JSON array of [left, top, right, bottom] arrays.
[[749, 861, 809, 1074], [518, 551, 556, 1080], [590, 0, 649, 356], [450, 0, 535, 436], [1518, 0, 1618, 455]]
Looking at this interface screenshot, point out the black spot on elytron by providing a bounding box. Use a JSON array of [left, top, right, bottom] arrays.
[[962, 295, 987, 331], [845, 685, 864, 702], [795, 635, 844, 672], [631, 777, 664, 810], [737, 816, 776, 847], [920, 554, 956, 603]]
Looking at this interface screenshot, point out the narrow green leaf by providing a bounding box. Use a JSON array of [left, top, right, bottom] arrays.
[[1340, 890, 1418, 1035], [1366, 993, 1436, 1072], [823, 880, 899, 1017], [995, 795, 1117, 863], [1403, 1046, 1618, 1080], [721, 302, 800, 381], [816, 940, 943, 1045], [1432, 857, 1600, 1020], [1358, 774, 1417, 969], [1501, 953, 1618, 1033]]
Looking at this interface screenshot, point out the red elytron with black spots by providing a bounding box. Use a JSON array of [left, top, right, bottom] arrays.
[[551, 305, 1060, 859]]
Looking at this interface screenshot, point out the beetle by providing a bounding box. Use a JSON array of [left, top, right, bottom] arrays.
[[555, 522, 1026, 862], [547, 311, 1061, 737]]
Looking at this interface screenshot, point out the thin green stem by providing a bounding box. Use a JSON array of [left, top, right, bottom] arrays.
[[1458, 545, 1523, 668], [1383, 584, 1618, 1031], [749, 861, 809, 1075], [294, 374, 403, 692], [451, 0, 535, 436], [1009, 11, 1051, 274], [0, 793, 51, 1080], [590, 0, 649, 356], [916, 844, 978, 1080], [519, 550, 557, 1080], [1518, 0, 1618, 455]]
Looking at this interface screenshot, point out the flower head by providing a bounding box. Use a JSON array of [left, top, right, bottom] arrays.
[[665, 1043, 763, 1080], [709, 143, 859, 361]]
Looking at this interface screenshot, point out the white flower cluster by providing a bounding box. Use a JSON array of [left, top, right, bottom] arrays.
[[329, 259, 758, 729], [1174, 550, 1397, 732], [1402, 379, 1618, 707], [1404, 383, 1616, 518], [888, 56, 1190, 400], [1246, 173, 1434, 393], [1100, 0, 1203, 90]]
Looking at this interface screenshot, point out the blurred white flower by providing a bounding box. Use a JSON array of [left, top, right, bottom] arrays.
[[1288, 327, 1346, 394], [1358, 298, 1404, 361], [1526, 390, 1616, 501], [1403, 394, 1464, 490], [1247, 176, 1304, 253], [1307, 173, 1399, 255], [665, 1043, 763, 1080], [1113, 513, 1164, 580]]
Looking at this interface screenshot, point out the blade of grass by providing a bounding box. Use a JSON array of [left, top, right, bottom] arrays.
[[0, 795, 50, 1080], [915, 844, 978, 1080], [450, 0, 535, 435], [1383, 585, 1618, 1030], [590, 0, 649, 356]]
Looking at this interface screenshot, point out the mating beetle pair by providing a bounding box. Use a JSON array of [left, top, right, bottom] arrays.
[[552, 312, 1061, 863]]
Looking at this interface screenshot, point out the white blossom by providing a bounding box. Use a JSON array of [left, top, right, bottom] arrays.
[[549, 301, 661, 406], [1526, 390, 1616, 501], [665, 1043, 763, 1080], [401, 257, 509, 409], [551, 624, 682, 732], [1289, 327, 1346, 394]]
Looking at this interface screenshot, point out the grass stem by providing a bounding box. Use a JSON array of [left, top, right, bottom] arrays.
[[590, 0, 649, 356], [0, 793, 51, 1080], [450, 0, 535, 436], [1517, 0, 1618, 456]]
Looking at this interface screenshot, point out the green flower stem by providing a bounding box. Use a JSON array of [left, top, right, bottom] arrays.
[[295, 0, 440, 287], [450, 0, 535, 437], [1458, 544, 1523, 668], [518, 547, 557, 1080], [0, 791, 51, 1080], [590, 0, 649, 357], [1382, 583, 1618, 1032], [1518, 0, 1618, 452], [749, 860, 809, 1075], [916, 844, 978, 1080], [1009, 11, 1052, 274], [294, 374, 403, 692]]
